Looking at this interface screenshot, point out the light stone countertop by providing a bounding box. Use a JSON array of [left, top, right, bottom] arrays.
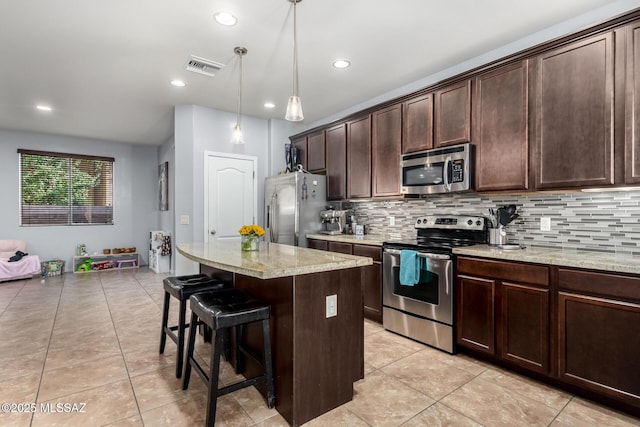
[[177, 241, 373, 280], [306, 234, 387, 247], [453, 244, 640, 275]]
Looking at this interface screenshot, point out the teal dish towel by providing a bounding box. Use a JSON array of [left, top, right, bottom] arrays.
[[400, 250, 420, 286]]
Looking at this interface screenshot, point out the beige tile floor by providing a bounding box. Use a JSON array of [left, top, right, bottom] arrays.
[[1, 269, 639, 426]]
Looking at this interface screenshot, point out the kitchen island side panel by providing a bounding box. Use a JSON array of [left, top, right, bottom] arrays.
[[234, 267, 364, 426]]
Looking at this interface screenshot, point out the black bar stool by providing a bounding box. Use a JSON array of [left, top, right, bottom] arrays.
[[182, 289, 275, 427], [159, 274, 227, 378]]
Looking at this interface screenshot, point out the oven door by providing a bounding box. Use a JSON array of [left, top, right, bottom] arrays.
[[382, 248, 453, 325]]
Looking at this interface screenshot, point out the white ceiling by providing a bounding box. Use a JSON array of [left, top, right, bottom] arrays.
[[0, 0, 634, 146]]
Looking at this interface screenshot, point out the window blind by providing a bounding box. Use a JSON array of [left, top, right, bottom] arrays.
[[18, 150, 114, 226]]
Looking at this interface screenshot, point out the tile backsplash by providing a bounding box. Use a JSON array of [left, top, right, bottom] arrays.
[[352, 191, 640, 255]]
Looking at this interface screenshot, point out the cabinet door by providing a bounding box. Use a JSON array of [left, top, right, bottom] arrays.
[[456, 274, 496, 355], [626, 21, 640, 184], [500, 282, 549, 374], [434, 80, 472, 148], [372, 104, 402, 197], [291, 136, 307, 171], [558, 292, 640, 406], [533, 32, 614, 189], [347, 115, 372, 199], [326, 124, 347, 200], [402, 93, 433, 154], [307, 130, 326, 172], [474, 61, 529, 191], [354, 245, 383, 323]]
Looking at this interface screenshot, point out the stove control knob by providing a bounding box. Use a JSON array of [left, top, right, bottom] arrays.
[[476, 220, 482, 226], [467, 219, 473, 226], [417, 219, 422, 224]]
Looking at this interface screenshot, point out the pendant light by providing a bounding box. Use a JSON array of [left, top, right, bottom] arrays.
[[232, 46, 247, 144], [285, 0, 304, 121]]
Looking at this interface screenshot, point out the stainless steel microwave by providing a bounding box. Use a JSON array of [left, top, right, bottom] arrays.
[[400, 143, 475, 195]]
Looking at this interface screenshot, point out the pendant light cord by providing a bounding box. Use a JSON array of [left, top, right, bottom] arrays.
[[237, 51, 243, 126], [292, 0, 299, 97]]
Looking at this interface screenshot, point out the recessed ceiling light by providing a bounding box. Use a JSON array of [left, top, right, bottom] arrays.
[[264, 102, 276, 109], [36, 105, 52, 112], [170, 79, 186, 87], [332, 59, 351, 69], [214, 11, 237, 26]]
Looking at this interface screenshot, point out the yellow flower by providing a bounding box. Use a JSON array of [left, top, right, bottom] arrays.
[[238, 224, 265, 236]]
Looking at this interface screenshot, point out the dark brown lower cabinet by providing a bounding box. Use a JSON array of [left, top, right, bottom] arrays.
[[456, 275, 496, 355], [457, 258, 640, 416], [456, 257, 550, 374], [558, 269, 640, 409], [309, 239, 383, 323], [501, 282, 549, 374], [354, 244, 382, 323]]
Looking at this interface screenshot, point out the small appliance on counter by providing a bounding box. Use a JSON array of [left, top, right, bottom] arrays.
[[319, 209, 348, 235], [319, 202, 354, 235]]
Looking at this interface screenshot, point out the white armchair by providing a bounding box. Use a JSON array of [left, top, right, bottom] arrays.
[[0, 240, 41, 282]]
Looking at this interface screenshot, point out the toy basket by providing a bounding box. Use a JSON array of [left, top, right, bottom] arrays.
[[41, 259, 65, 277]]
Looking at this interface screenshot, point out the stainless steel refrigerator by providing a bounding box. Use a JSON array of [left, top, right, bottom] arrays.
[[264, 172, 326, 247]]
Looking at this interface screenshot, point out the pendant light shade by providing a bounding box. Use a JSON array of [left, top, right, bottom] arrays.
[[232, 46, 247, 144], [285, 96, 303, 122], [285, 0, 303, 122]]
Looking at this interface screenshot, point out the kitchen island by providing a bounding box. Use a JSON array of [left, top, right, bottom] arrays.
[[177, 241, 373, 426]]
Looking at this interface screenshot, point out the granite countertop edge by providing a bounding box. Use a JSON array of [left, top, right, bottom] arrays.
[[453, 245, 640, 275], [306, 234, 386, 247], [177, 242, 373, 280]]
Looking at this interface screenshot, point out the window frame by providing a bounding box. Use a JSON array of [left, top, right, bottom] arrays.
[[18, 149, 115, 227]]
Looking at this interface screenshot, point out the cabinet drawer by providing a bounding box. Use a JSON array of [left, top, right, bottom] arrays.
[[307, 239, 328, 251], [558, 268, 640, 303], [353, 244, 382, 262], [457, 257, 548, 287], [328, 241, 353, 254]]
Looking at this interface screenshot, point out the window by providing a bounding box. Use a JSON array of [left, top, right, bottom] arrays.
[[18, 150, 114, 226]]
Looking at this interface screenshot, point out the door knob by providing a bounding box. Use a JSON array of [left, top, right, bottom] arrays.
[[210, 230, 216, 235]]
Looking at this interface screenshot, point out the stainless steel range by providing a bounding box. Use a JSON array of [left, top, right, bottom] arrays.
[[383, 215, 487, 353]]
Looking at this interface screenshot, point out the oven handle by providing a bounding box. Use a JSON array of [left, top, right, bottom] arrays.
[[384, 248, 451, 260]]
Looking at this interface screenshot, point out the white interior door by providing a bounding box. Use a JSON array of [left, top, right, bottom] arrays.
[[204, 152, 257, 242]]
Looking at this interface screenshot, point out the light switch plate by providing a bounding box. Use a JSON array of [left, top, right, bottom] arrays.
[[540, 216, 551, 231], [180, 215, 190, 225], [389, 216, 396, 226], [326, 294, 337, 318]]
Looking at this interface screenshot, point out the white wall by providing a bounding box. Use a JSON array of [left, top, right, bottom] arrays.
[[158, 136, 175, 271], [0, 130, 158, 271]]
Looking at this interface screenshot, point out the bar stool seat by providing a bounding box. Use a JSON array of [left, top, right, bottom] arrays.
[[159, 274, 227, 378], [182, 290, 275, 427]]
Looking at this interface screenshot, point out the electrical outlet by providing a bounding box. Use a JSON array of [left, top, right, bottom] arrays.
[[326, 294, 337, 318], [540, 216, 551, 231], [180, 215, 190, 225], [389, 216, 396, 226]]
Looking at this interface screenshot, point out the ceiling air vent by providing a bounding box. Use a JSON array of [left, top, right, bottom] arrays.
[[185, 55, 224, 77]]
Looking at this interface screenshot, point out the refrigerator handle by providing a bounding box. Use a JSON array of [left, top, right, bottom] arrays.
[[269, 192, 278, 243]]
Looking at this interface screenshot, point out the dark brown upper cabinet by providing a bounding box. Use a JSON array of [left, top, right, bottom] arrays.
[[402, 94, 433, 154], [626, 21, 640, 184], [532, 32, 615, 190], [434, 80, 472, 148], [290, 135, 307, 171], [325, 124, 347, 200], [307, 129, 326, 172], [473, 61, 529, 192], [372, 104, 402, 197], [347, 115, 372, 199]]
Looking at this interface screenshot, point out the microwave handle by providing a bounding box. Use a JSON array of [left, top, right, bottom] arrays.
[[443, 156, 452, 192]]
